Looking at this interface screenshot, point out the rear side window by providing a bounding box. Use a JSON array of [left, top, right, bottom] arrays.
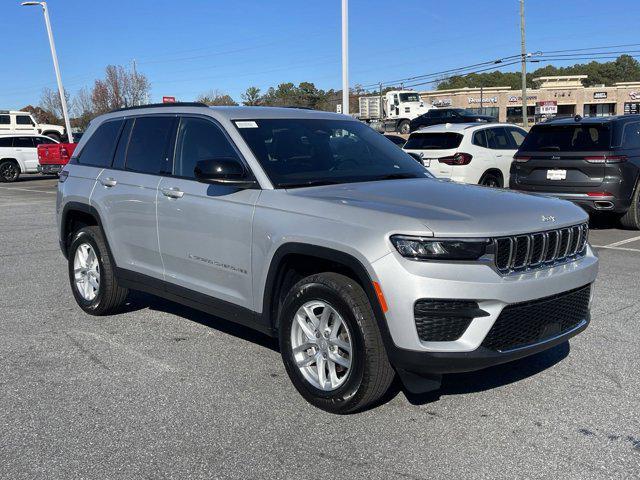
[[0, 115, 10, 125], [16, 116, 34, 125], [125, 116, 175, 175], [622, 122, 640, 149], [78, 120, 123, 167], [0, 137, 13, 147], [404, 132, 462, 150], [14, 137, 35, 148], [485, 128, 512, 149], [520, 124, 611, 152], [173, 117, 237, 178]]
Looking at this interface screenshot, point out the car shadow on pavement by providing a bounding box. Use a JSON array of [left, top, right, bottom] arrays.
[[123, 291, 279, 352], [589, 212, 621, 230], [396, 341, 570, 407]]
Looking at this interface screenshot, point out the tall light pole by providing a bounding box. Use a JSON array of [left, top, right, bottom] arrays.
[[341, 0, 349, 115], [519, 0, 528, 128], [22, 1, 73, 142]]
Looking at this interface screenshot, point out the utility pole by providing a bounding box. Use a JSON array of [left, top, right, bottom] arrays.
[[341, 0, 349, 115], [22, 1, 73, 142], [520, 0, 528, 128]]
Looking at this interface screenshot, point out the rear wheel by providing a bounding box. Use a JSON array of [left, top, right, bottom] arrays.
[[0, 160, 20, 182], [279, 272, 394, 414], [398, 120, 410, 135], [479, 171, 503, 188], [68, 226, 128, 315], [620, 184, 640, 230]]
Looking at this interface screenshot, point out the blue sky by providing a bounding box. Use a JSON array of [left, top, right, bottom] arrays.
[[1, 0, 639, 109]]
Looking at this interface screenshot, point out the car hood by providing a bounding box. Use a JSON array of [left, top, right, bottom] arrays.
[[286, 178, 588, 237]]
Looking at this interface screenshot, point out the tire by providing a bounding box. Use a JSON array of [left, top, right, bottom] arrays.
[[398, 120, 410, 135], [68, 226, 128, 315], [279, 272, 394, 414], [479, 171, 503, 188], [620, 184, 640, 230], [0, 160, 20, 183]]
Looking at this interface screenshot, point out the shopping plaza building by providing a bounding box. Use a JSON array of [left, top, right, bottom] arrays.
[[419, 75, 640, 125]]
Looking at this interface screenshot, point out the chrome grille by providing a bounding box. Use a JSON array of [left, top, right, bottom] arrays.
[[494, 223, 588, 274]]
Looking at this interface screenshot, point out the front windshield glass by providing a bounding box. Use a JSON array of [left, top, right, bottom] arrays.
[[399, 93, 421, 102], [235, 119, 430, 188]]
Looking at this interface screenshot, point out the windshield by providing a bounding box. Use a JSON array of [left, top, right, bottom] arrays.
[[520, 124, 611, 152], [235, 119, 430, 188], [404, 132, 463, 150], [399, 93, 421, 102]]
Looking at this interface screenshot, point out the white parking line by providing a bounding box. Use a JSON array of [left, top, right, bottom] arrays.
[[593, 245, 640, 253], [604, 235, 640, 248], [0, 186, 56, 195]]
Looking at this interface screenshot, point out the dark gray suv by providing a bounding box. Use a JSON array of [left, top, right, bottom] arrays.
[[511, 115, 640, 229]]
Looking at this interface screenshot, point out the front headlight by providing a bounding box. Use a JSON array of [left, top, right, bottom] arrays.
[[390, 235, 490, 260]]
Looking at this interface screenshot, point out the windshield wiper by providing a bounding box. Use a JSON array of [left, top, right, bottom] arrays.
[[279, 180, 341, 189]]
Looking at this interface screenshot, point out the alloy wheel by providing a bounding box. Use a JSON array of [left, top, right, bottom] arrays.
[[73, 243, 100, 301], [0, 163, 18, 182], [290, 300, 353, 391]]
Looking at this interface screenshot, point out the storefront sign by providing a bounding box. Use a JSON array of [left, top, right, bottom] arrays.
[[593, 92, 608, 99], [468, 96, 497, 104], [432, 98, 452, 107], [630, 91, 640, 101], [508, 94, 537, 103], [535, 100, 558, 115]]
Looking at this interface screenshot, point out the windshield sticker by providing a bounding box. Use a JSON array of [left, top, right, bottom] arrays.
[[235, 121, 258, 129]]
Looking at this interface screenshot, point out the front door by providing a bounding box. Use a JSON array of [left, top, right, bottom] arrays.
[[13, 136, 38, 172], [156, 116, 259, 311]]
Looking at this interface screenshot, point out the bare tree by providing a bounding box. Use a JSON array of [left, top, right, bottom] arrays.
[[72, 87, 94, 130], [91, 64, 150, 114], [39, 87, 70, 122], [196, 89, 238, 106]]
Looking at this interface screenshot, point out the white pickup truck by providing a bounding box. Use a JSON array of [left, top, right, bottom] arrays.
[[0, 110, 65, 142]]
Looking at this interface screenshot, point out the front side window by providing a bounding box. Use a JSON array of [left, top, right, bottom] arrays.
[[125, 116, 175, 175], [506, 127, 527, 147], [14, 137, 35, 148], [16, 115, 34, 126], [472, 130, 487, 148], [78, 119, 123, 167], [485, 127, 512, 149], [33, 136, 55, 146], [235, 119, 429, 188], [0, 137, 13, 147], [174, 117, 237, 178], [0, 115, 10, 125], [399, 93, 421, 102], [622, 122, 640, 149]]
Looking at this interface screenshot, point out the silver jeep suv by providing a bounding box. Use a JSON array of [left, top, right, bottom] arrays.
[[57, 103, 599, 413]]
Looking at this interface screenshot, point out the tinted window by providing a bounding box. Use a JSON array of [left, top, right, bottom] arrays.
[[485, 127, 512, 149], [78, 120, 123, 167], [0, 115, 9, 125], [16, 116, 34, 125], [174, 117, 237, 178], [405, 132, 462, 150], [622, 122, 640, 149], [0, 137, 13, 147], [520, 124, 611, 152], [125, 116, 175, 174], [472, 130, 487, 148], [429, 110, 445, 118], [507, 128, 526, 147], [112, 119, 134, 170], [14, 137, 35, 148], [236, 119, 428, 188], [33, 136, 55, 146]]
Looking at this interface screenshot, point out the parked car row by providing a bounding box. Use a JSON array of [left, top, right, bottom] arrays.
[[400, 114, 640, 229]]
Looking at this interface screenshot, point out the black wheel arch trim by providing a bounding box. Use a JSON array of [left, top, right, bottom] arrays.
[[60, 202, 111, 260], [262, 243, 397, 354]]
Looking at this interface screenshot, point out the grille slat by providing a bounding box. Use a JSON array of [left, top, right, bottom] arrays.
[[481, 285, 591, 351], [494, 223, 588, 274]]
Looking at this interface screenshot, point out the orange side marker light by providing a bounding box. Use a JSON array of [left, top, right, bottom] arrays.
[[373, 281, 388, 313]]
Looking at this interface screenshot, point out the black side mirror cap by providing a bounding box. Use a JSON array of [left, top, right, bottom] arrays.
[[194, 158, 257, 188]]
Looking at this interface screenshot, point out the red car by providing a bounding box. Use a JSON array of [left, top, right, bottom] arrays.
[[37, 140, 78, 175]]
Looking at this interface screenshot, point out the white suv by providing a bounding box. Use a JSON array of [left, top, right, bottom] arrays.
[[0, 134, 58, 182], [403, 123, 528, 188], [0, 110, 65, 142]]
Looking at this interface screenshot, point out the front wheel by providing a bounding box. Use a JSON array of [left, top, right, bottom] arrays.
[[279, 273, 394, 414], [620, 184, 640, 230], [0, 160, 20, 182], [398, 120, 410, 135]]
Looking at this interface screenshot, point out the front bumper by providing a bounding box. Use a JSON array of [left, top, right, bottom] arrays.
[[371, 246, 598, 374]]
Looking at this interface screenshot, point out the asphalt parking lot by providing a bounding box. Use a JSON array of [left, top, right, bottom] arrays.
[[1, 175, 639, 479]]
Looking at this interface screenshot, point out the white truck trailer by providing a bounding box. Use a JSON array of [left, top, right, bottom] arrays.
[[358, 90, 432, 134]]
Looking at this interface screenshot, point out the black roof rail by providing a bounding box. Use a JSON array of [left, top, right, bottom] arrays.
[[109, 102, 208, 113]]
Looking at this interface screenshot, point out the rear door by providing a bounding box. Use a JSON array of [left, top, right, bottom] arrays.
[[92, 116, 175, 280], [513, 123, 611, 191], [403, 131, 463, 177], [13, 136, 38, 172]]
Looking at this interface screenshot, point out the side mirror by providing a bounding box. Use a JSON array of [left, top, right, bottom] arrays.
[[194, 157, 257, 188]]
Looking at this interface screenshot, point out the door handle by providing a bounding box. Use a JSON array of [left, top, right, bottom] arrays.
[[15, 149, 23, 152], [100, 177, 117, 187], [161, 187, 184, 199]]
